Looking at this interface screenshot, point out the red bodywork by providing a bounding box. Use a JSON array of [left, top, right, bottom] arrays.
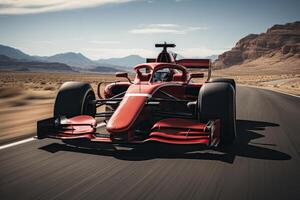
[[37, 48, 221, 147]]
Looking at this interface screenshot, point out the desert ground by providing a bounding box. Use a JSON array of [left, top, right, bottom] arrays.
[[214, 55, 300, 96], [0, 69, 299, 145], [214, 73, 300, 96]]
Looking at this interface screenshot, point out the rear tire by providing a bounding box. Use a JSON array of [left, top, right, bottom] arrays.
[[54, 82, 96, 118], [208, 78, 236, 90], [198, 82, 236, 146]]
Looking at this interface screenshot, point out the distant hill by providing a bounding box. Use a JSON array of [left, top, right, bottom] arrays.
[[89, 66, 122, 73], [175, 53, 185, 60], [167, 51, 184, 60], [205, 55, 218, 61], [0, 55, 74, 72], [214, 21, 300, 70], [36, 52, 97, 68], [97, 55, 145, 69], [0, 44, 33, 61], [0, 44, 122, 73], [0, 43, 224, 72]]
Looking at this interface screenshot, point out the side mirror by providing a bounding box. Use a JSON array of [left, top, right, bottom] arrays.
[[116, 72, 132, 83], [187, 73, 204, 83], [116, 72, 128, 78]]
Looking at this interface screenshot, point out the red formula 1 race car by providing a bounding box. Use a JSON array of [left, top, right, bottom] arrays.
[[37, 43, 236, 147]]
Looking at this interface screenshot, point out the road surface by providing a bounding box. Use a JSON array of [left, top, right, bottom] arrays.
[[0, 86, 299, 200]]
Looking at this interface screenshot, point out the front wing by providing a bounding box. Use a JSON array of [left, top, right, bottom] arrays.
[[37, 115, 220, 147]]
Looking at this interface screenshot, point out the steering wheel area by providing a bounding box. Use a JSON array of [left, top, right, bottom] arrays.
[[152, 68, 174, 82]]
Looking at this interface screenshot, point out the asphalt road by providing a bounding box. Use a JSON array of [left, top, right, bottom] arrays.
[[0, 86, 299, 200]]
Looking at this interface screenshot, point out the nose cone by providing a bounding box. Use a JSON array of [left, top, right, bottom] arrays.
[[106, 95, 147, 133]]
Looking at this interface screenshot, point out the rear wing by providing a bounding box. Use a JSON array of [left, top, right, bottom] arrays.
[[176, 59, 210, 68], [146, 58, 211, 68], [176, 59, 212, 80], [155, 43, 176, 48]]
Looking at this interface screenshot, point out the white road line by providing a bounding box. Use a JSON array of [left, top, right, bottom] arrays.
[[0, 122, 107, 150], [0, 137, 36, 150]]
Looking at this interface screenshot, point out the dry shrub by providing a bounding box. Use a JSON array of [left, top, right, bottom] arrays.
[[44, 86, 56, 91]]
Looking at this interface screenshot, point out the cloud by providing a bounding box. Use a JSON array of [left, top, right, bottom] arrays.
[[34, 40, 54, 44], [129, 28, 184, 34], [129, 24, 208, 34], [187, 26, 208, 31], [89, 40, 121, 44], [148, 24, 179, 28], [0, 0, 137, 15]]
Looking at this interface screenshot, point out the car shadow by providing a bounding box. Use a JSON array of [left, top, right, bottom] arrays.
[[39, 120, 291, 163]]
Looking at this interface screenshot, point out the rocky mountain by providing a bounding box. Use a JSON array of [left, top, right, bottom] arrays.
[[214, 21, 300, 69], [0, 44, 33, 61], [0, 43, 221, 72], [0, 45, 122, 72], [0, 55, 74, 72], [37, 52, 97, 68]]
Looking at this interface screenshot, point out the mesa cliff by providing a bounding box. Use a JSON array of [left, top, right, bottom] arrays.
[[214, 21, 300, 72]]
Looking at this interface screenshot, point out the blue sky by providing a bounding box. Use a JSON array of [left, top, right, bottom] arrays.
[[0, 0, 299, 59]]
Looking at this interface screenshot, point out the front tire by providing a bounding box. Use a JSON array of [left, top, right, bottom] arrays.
[[208, 78, 236, 90], [198, 82, 236, 146], [54, 82, 96, 118]]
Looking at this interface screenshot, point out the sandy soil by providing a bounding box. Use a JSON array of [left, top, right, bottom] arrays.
[[0, 89, 54, 144], [213, 73, 300, 96], [213, 55, 300, 96]]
